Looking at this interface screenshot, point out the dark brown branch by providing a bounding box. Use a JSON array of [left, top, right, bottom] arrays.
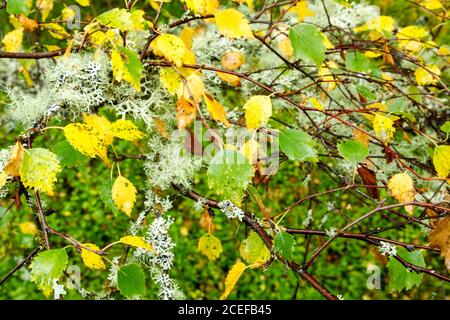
[[0, 247, 41, 286], [0, 49, 65, 59]]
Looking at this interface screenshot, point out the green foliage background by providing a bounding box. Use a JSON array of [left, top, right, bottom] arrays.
[[0, 0, 449, 300]]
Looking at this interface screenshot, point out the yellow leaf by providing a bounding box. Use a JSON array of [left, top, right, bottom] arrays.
[[19, 221, 38, 235], [198, 233, 223, 261], [397, 26, 428, 52], [415, 65, 441, 85], [216, 71, 241, 86], [221, 51, 245, 70], [4, 141, 25, 177], [220, 261, 246, 300], [81, 243, 105, 270], [0, 172, 8, 189], [278, 36, 293, 58], [120, 235, 153, 251], [433, 145, 450, 178], [150, 34, 188, 67], [179, 26, 196, 49], [289, 1, 315, 22], [43, 23, 70, 40], [110, 119, 144, 141], [215, 9, 254, 39], [83, 114, 114, 145], [203, 93, 231, 127], [354, 16, 395, 34], [62, 6, 76, 20], [240, 139, 259, 165], [111, 48, 124, 82], [176, 97, 197, 129], [176, 71, 205, 102], [309, 97, 324, 111], [38, 0, 54, 21], [64, 123, 109, 164], [239, 232, 270, 264], [75, 0, 90, 6], [130, 9, 146, 31], [183, 0, 219, 15], [160, 67, 182, 95], [373, 113, 395, 143], [244, 95, 272, 130], [2, 28, 23, 52], [112, 176, 137, 217], [419, 0, 443, 10], [387, 172, 415, 214]]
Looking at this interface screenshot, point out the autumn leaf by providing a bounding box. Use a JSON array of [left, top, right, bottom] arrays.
[[221, 51, 245, 70], [216, 71, 241, 87], [112, 176, 137, 217], [120, 236, 153, 251], [80, 243, 106, 270], [198, 233, 223, 261], [176, 71, 205, 102], [415, 65, 441, 85], [4, 141, 25, 177], [428, 216, 450, 270], [37, 0, 54, 21], [176, 97, 197, 129], [373, 113, 395, 144], [64, 123, 109, 164], [2, 28, 24, 52], [111, 119, 144, 141], [289, 1, 315, 22], [433, 145, 450, 178], [150, 34, 188, 67], [18, 14, 38, 31], [220, 261, 247, 300], [240, 139, 259, 165], [244, 95, 272, 130], [19, 221, 38, 235], [183, 0, 219, 15], [387, 172, 415, 214], [203, 92, 231, 128], [215, 9, 254, 39], [160, 67, 182, 95]]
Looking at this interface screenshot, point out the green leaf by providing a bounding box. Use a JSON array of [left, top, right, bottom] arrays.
[[54, 140, 87, 168], [117, 264, 146, 298], [95, 8, 134, 31], [6, 0, 28, 15], [345, 51, 371, 73], [100, 179, 121, 216], [273, 231, 295, 261], [198, 233, 223, 261], [30, 249, 68, 297], [387, 247, 425, 292], [356, 85, 376, 101], [240, 232, 270, 265], [20, 148, 61, 196], [337, 140, 368, 164], [289, 24, 326, 67], [440, 121, 450, 134], [279, 129, 317, 163], [117, 46, 144, 91], [207, 150, 254, 204]]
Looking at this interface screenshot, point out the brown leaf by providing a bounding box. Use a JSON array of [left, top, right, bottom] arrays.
[[199, 210, 215, 233], [383, 42, 395, 67], [369, 245, 388, 267], [221, 51, 245, 70], [154, 117, 169, 139], [357, 165, 380, 200], [4, 141, 25, 177], [176, 97, 197, 129], [428, 216, 450, 270]]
